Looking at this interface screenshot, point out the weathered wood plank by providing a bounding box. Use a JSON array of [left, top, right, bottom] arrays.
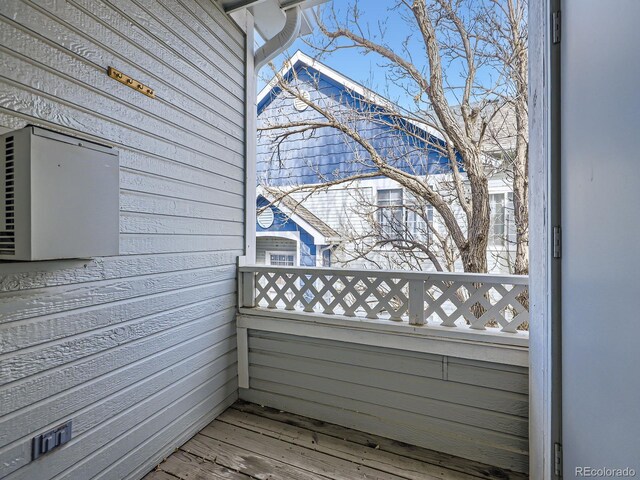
[[118, 394, 238, 480], [231, 401, 527, 480], [182, 433, 332, 480], [247, 358, 528, 437], [143, 470, 180, 480], [240, 388, 528, 474], [217, 409, 479, 480], [73, 390, 239, 480], [156, 451, 250, 480], [200, 421, 408, 480], [246, 372, 527, 450]]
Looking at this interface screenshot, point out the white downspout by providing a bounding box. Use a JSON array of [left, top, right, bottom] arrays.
[[254, 6, 302, 72], [239, 4, 305, 392]]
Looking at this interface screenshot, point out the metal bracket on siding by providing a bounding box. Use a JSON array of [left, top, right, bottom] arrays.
[[554, 442, 563, 476], [553, 226, 562, 259], [107, 67, 156, 98], [552, 11, 561, 44]]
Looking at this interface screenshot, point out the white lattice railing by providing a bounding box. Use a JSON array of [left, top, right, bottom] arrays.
[[238, 264, 529, 333]]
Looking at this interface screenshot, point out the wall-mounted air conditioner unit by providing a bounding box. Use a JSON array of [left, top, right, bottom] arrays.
[[0, 126, 119, 261]]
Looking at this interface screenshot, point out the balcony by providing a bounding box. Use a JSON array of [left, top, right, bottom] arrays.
[[145, 400, 528, 480], [229, 263, 530, 475]]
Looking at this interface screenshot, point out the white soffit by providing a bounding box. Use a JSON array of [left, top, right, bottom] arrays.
[[222, 0, 327, 40]]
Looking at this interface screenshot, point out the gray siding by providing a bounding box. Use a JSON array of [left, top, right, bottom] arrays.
[[256, 236, 297, 265], [240, 331, 529, 473], [0, 1, 244, 479]]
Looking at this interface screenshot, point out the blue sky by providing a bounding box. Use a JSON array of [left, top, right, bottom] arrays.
[[257, 0, 507, 111], [258, 1, 429, 110], [257, 0, 479, 110]]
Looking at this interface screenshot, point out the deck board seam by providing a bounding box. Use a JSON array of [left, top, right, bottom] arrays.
[[193, 429, 344, 480], [229, 403, 504, 480], [215, 415, 456, 480]]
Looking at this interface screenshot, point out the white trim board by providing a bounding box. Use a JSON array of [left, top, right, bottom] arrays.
[[528, 0, 560, 478], [257, 187, 337, 245], [237, 308, 529, 368]]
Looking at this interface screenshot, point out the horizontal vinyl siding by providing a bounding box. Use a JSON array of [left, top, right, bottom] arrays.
[[0, 1, 245, 479], [240, 331, 529, 473], [256, 237, 297, 265], [290, 186, 372, 232], [287, 178, 515, 273]]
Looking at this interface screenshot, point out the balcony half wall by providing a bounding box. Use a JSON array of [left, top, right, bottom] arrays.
[[236, 263, 530, 473]]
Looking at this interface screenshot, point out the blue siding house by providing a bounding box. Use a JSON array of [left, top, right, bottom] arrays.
[[256, 51, 515, 271], [256, 188, 339, 267], [256, 52, 454, 187]]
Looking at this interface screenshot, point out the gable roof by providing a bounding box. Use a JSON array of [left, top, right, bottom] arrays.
[[256, 51, 459, 186], [257, 50, 444, 141], [259, 51, 520, 157], [259, 186, 340, 243]]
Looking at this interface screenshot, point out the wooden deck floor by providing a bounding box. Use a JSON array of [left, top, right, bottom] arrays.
[[144, 401, 528, 480]]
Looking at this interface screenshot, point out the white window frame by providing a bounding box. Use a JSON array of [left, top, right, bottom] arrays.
[[405, 193, 433, 243], [376, 188, 404, 240], [377, 188, 434, 242], [265, 251, 297, 267], [489, 191, 516, 248]]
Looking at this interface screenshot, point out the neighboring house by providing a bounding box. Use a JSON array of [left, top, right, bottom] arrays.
[[257, 187, 340, 266], [256, 51, 517, 273]]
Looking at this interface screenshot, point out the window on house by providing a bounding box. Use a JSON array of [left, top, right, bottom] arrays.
[[378, 189, 434, 242], [268, 253, 295, 266], [406, 194, 433, 242], [377, 189, 404, 239], [490, 193, 515, 247], [506, 192, 516, 245]]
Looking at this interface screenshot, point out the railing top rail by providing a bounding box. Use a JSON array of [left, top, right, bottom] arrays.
[[238, 264, 529, 285]]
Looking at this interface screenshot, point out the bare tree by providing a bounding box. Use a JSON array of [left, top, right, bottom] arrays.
[[258, 0, 528, 275]]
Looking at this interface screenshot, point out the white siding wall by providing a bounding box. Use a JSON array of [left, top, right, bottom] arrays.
[[256, 236, 298, 265], [0, 1, 244, 479], [289, 176, 516, 272], [240, 331, 529, 473]]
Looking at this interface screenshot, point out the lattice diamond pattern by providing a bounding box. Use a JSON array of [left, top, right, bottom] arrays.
[[252, 268, 529, 332], [424, 280, 529, 331]]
